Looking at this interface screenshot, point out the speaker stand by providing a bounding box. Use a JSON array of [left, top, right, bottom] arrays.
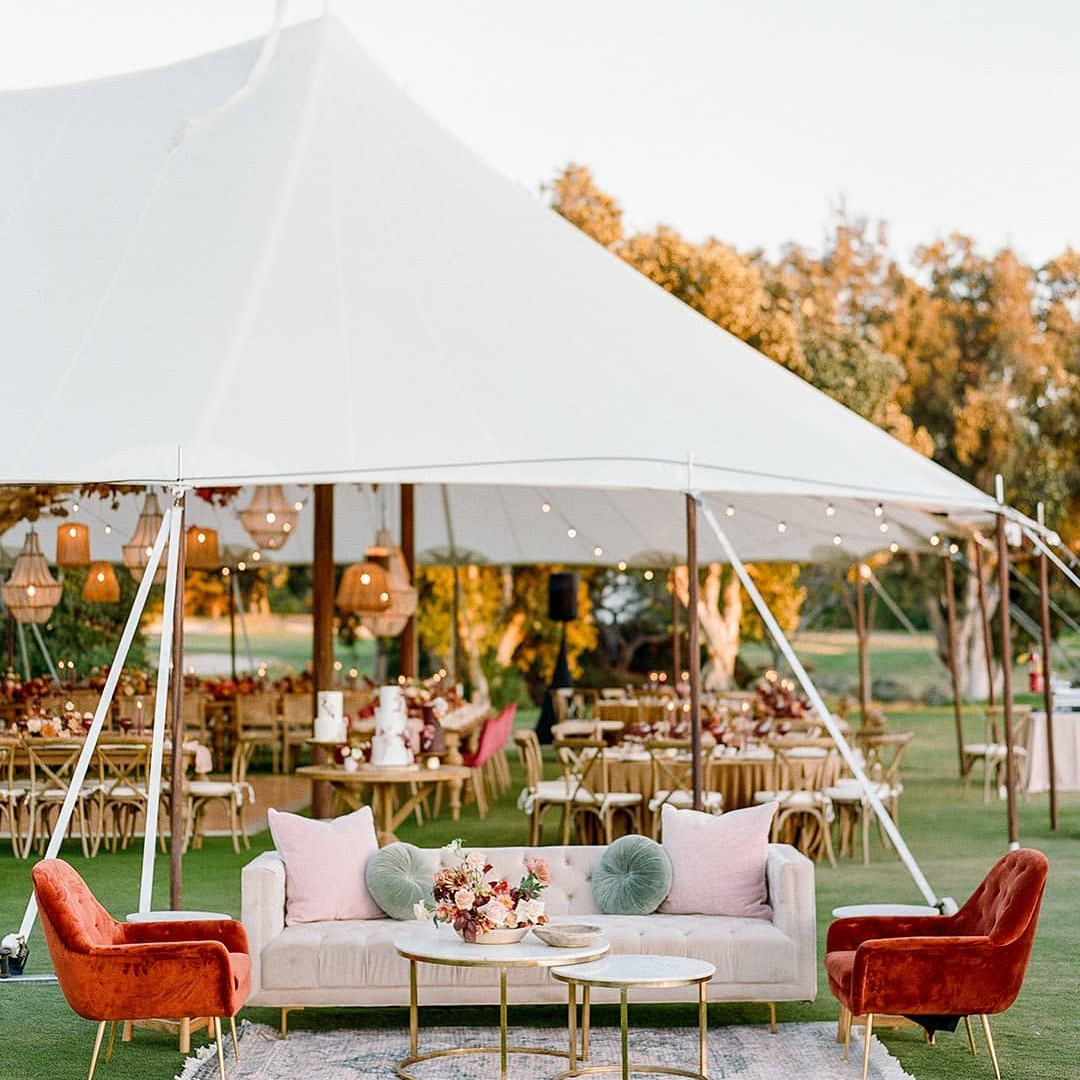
[[536, 623, 574, 744]]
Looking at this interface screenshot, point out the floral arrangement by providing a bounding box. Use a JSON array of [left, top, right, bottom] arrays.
[[750, 672, 811, 728], [415, 839, 550, 942]]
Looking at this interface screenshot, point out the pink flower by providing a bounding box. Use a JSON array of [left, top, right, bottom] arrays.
[[454, 889, 476, 911], [525, 858, 551, 886]]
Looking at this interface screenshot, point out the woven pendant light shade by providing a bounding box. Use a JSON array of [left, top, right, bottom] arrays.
[[2, 532, 63, 624], [83, 562, 121, 603], [336, 562, 391, 614], [122, 492, 167, 584], [186, 525, 220, 570], [359, 530, 418, 638], [56, 522, 91, 568], [239, 484, 298, 551]]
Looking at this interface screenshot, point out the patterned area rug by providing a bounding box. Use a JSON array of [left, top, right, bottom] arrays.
[[178, 1020, 915, 1079]]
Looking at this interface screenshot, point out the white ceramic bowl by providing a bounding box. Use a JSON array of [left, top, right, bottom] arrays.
[[532, 923, 604, 948]]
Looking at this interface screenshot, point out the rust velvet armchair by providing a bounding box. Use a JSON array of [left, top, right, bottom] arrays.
[[32, 859, 251, 1080], [825, 847, 1047, 1080]]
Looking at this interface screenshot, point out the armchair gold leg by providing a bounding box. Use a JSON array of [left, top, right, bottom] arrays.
[[980, 1015, 1002, 1080], [861, 1013, 874, 1080], [964, 1015, 978, 1056], [213, 1017, 226, 1080], [105, 1020, 118, 1064], [767, 1001, 777, 1034], [87, 1021, 107, 1080], [230, 1015, 240, 1061]]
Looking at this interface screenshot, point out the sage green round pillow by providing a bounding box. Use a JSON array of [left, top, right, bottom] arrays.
[[591, 834, 673, 915], [365, 842, 436, 919]]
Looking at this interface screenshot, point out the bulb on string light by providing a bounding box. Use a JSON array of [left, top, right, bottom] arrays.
[[593, 546, 603, 557], [930, 534, 941, 546], [294, 501, 304, 512], [104, 524, 112, 534], [643, 570, 654, 581], [874, 503, 884, 517], [777, 521, 787, 533], [72, 503, 80, 513], [859, 564, 872, 580], [725, 505, 735, 517], [541, 502, 551, 513], [566, 527, 577, 539], [949, 542, 960, 554], [617, 561, 628, 572], [237, 561, 246, 571], [252, 550, 262, 562], [222, 567, 231, 578], [890, 542, 900, 553], [825, 504, 836, 517], [879, 522, 889, 533], [832, 534, 842, 546]]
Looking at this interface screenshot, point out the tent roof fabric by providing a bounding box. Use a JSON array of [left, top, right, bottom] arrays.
[[1, 18, 1001, 561]]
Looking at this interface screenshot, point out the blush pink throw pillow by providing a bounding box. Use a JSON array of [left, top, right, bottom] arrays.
[[268, 806, 384, 925], [658, 801, 778, 919]]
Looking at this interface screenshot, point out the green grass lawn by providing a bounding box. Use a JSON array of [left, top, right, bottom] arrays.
[[1, 705, 1076, 1079]]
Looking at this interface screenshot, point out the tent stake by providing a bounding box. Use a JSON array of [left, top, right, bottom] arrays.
[[700, 503, 941, 908], [1036, 505, 1058, 831], [942, 553, 966, 777], [686, 494, 702, 810], [994, 508, 1019, 849]]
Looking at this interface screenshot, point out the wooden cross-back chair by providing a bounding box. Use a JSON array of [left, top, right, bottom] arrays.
[[644, 739, 723, 837], [553, 736, 642, 843]]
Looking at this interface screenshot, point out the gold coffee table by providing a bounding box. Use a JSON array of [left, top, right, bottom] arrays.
[[394, 925, 609, 1080], [551, 954, 716, 1080]]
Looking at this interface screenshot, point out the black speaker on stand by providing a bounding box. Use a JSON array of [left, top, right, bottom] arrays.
[[536, 572, 578, 744]]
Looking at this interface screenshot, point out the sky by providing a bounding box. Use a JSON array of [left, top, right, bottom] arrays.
[[1, 0, 1077, 266]]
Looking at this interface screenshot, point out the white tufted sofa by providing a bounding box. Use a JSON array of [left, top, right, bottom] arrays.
[[241, 843, 816, 1014]]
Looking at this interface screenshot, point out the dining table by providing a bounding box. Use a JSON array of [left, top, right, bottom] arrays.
[[1025, 711, 1080, 793], [295, 761, 471, 845]]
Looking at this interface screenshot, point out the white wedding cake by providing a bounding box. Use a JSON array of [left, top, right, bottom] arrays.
[[370, 685, 414, 767], [314, 691, 346, 743]]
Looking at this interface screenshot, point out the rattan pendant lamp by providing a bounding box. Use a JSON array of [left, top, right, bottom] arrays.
[[82, 562, 121, 603], [2, 531, 63, 623], [239, 484, 298, 551], [122, 492, 167, 584], [358, 529, 418, 638]]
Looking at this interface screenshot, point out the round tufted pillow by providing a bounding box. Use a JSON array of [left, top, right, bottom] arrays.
[[365, 842, 436, 919], [591, 834, 673, 915]]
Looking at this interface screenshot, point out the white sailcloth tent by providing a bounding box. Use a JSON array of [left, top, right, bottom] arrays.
[[1, 17, 1030, 925]]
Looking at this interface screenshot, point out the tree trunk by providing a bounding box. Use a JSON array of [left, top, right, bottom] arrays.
[[673, 563, 742, 691], [925, 561, 996, 700], [458, 565, 490, 704], [494, 611, 526, 667]]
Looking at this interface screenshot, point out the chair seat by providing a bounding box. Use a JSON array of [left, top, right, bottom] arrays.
[[825, 780, 890, 805], [649, 789, 723, 812], [188, 781, 254, 806], [0, 786, 27, 800], [516, 783, 575, 813]]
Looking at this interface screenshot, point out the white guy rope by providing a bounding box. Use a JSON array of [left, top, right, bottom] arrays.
[[700, 501, 941, 908]]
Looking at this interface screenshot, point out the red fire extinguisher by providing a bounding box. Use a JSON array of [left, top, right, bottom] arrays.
[[1029, 650, 1044, 694]]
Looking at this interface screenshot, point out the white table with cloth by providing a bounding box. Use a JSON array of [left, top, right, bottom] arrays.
[[1025, 711, 1080, 793]]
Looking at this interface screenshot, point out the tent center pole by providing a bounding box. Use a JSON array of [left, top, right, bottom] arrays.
[[995, 511, 1019, 848], [310, 484, 335, 819], [1035, 505, 1058, 831], [169, 495, 187, 908], [942, 552, 966, 778]]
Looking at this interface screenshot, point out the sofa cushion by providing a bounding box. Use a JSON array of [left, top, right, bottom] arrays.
[[268, 806, 383, 925], [592, 834, 672, 914], [366, 842, 436, 919], [659, 801, 777, 919]]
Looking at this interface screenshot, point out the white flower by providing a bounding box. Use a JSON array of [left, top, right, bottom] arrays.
[[477, 897, 511, 928], [465, 850, 487, 869], [413, 902, 430, 922], [514, 898, 545, 925], [454, 889, 477, 911]]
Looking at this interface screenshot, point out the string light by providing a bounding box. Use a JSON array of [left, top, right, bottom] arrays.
[[930, 534, 941, 546], [890, 542, 900, 553], [874, 503, 884, 517], [294, 500, 304, 512], [859, 564, 872, 580], [777, 521, 787, 533], [617, 561, 628, 572], [725, 505, 735, 517], [643, 570, 654, 581], [832, 534, 842, 546], [237, 560, 246, 571], [593, 546, 603, 557], [949, 542, 960, 555], [72, 503, 80, 513], [251, 550, 262, 562], [566, 527, 577, 539], [541, 502, 551, 513], [825, 504, 836, 517], [104, 524, 112, 534], [879, 522, 889, 533], [222, 567, 231, 578]]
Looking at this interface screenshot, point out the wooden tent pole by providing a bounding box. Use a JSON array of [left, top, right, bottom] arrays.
[[1036, 504, 1058, 831], [671, 571, 681, 685], [974, 540, 996, 708], [686, 494, 702, 810], [855, 564, 871, 726], [942, 551, 966, 777], [995, 507, 1019, 847], [310, 484, 334, 819], [400, 484, 418, 679]]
